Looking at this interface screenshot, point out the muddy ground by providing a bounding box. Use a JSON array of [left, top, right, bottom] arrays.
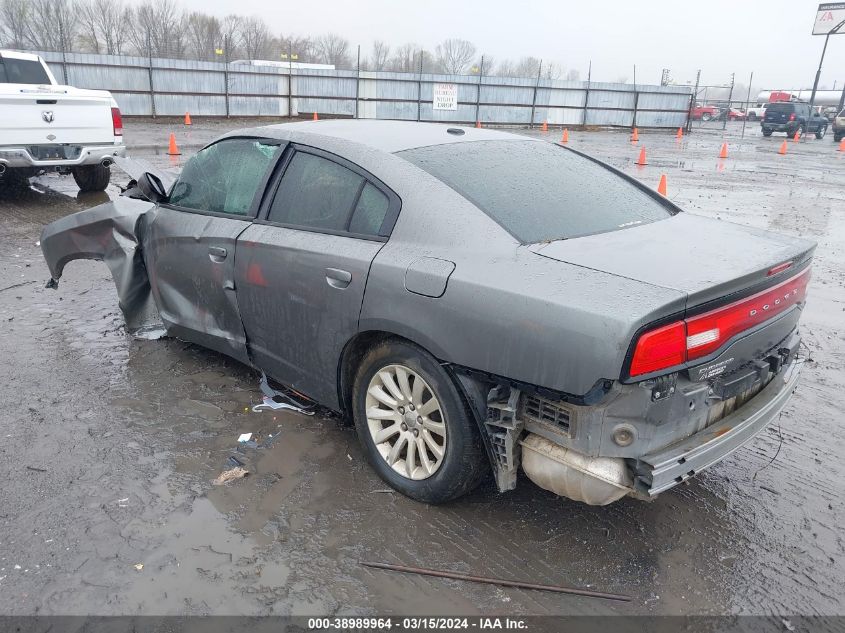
[[0, 119, 843, 618]]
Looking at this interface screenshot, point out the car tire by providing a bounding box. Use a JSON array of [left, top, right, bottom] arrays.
[[835, 133, 843, 142], [795, 125, 805, 138], [0, 167, 31, 188], [72, 164, 111, 192], [816, 126, 827, 140], [352, 338, 487, 504], [701, 113, 712, 122], [762, 129, 773, 137], [747, 113, 757, 121]]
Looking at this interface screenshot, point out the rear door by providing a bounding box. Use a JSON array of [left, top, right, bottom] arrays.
[[144, 137, 284, 363], [765, 103, 792, 124], [235, 145, 400, 408]]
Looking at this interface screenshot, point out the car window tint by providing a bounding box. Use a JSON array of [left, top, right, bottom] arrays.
[[399, 140, 672, 243], [268, 152, 364, 231], [169, 138, 280, 216], [767, 103, 793, 114], [0, 58, 51, 84], [349, 183, 389, 236]]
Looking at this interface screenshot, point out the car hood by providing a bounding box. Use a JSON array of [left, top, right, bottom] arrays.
[[528, 213, 816, 308]]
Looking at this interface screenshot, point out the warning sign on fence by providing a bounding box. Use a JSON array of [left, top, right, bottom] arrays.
[[433, 83, 458, 111]]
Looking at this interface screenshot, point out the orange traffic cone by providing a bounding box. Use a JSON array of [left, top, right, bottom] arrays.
[[476, 120, 481, 128], [676, 127, 683, 140], [313, 112, 319, 121], [778, 140, 788, 155], [657, 174, 667, 196], [631, 127, 639, 142], [167, 133, 180, 156], [184, 112, 192, 126], [793, 130, 801, 142], [719, 142, 728, 159], [541, 120, 548, 132], [561, 128, 569, 144], [839, 138, 845, 152], [636, 147, 647, 166]]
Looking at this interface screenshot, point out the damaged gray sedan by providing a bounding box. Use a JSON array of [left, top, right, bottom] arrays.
[[41, 121, 815, 505]]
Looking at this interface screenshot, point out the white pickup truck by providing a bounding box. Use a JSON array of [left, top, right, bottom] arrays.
[[0, 50, 125, 192]]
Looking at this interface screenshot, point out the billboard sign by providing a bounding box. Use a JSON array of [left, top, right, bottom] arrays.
[[813, 3, 845, 34]]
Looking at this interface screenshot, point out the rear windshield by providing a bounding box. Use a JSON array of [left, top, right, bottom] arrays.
[[0, 57, 51, 84], [766, 103, 795, 114], [399, 140, 673, 243]]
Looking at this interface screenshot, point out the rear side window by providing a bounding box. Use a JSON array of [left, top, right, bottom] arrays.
[[0, 58, 51, 84], [268, 152, 364, 231], [169, 138, 281, 216], [349, 183, 390, 235], [399, 140, 673, 243]]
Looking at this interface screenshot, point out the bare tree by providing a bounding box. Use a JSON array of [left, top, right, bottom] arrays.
[[219, 14, 242, 60], [314, 33, 351, 68], [185, 11, 222, 60], [565, 68, 580, 81], [369, 40, 390, 71], [76, 0, 101, 52], [388, 43, 436, 73], [127, 0, 183, 58], [240, 15, 273, 60], [0, 0, 31, 49], [24, 0, 78, 52], [435, 38, 476, 75], [278, 34, 315, 63]]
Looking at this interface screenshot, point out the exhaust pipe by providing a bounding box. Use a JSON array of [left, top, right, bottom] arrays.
[[101, 158, 113, 167], [520, 434, 633, 505]]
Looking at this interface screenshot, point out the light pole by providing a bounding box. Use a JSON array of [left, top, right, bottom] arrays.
[[809, 18, 845, 114]]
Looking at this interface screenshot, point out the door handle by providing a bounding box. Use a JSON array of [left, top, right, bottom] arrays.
[[326, 268, 352, 289], [208, 246, 227, 262]]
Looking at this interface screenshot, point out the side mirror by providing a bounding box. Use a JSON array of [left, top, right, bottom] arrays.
[[137, 172, 168, 203]]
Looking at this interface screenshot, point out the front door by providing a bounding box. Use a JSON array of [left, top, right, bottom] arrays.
[[143, 137, 284, 363], [235, 146, 399, 408]]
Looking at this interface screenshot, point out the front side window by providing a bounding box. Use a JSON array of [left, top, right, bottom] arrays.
[[267, 152, 364, 231], [169, 138, 281, 216]]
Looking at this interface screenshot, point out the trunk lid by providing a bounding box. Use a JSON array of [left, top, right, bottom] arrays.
[[0, 84, 116, 145], [764, 103, 794, 123], [528, 213, 815, 310]]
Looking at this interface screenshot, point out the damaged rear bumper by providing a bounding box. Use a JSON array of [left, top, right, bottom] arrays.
[[633, 354, 802, 496]]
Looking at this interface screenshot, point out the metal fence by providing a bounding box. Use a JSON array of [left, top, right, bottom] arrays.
[[33, 50, 692, 128]]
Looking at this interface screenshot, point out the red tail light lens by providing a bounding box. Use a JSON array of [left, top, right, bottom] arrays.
[[789, 113, 796, 121], [111, 107, 123, 136], [629, 267, 811, 377]]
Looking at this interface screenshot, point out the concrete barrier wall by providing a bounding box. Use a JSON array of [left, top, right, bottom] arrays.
[[33, 50, 691, 127]]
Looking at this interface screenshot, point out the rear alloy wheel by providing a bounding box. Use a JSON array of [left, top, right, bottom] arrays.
[[701, 113, 713, 122], [72, 164, 111, 192], [816, 126, 827, 140], [352, 339, 486, 503]]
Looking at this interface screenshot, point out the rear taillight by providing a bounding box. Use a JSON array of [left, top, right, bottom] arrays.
[[789, 113, 796, 121], [629, 267, 811, 377], [111, 107, 123, 136]]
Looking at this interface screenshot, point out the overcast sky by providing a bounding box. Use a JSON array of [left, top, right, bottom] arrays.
[[180, 0, 845, 92]]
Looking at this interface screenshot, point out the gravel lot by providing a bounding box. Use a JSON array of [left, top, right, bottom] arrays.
[[0, 119, 843, 619]]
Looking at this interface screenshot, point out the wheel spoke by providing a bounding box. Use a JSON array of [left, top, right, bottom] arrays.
[[417, 395, 439, 417], [406, 435, 417, 478], [416, 436, 433, 475], [423, 429, 444, 460], [367, 406, 398, 421], [373, 423, 401, 444], [395, 366, 413, 403], [422, 418, 445, 436], [387, 433, 407, 465], [411, 374, 424, 405], [368, 385, 397, 409], [379, 370, 405, 403]]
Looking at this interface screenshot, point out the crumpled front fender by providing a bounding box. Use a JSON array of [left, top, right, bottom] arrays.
[[40, 197, 165, 338]]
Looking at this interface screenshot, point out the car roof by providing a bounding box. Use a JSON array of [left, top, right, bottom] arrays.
[[233, 119, 540, 154], [0, 50, 43, 62]]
